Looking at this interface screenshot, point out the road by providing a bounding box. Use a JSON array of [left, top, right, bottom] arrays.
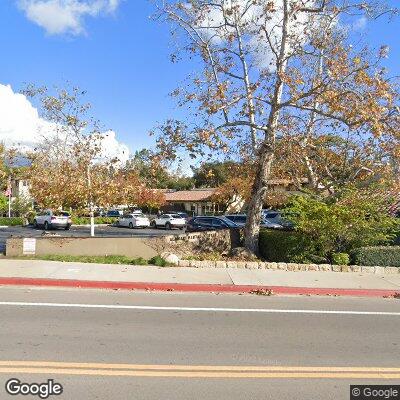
[[0, 287, 399, 399], [0, 225, 182, 253]]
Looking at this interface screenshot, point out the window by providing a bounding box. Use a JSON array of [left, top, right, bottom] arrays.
[[197, 218, 213, 226], [265, 212, 279, 219], [54, 212, 70, 217], [134, 214, 146, 218]]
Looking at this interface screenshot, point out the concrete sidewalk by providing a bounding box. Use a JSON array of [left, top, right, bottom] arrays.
[[0, 259, 399, 296]]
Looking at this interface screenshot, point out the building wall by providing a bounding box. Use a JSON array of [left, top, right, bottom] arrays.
[[164, 201, 226, 216], [11, 179, 31, 200]]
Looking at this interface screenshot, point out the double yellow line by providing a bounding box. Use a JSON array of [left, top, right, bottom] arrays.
[[0, 361, 399, 379]]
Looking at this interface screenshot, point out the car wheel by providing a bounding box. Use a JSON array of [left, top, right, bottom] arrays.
[[44, 221, 50, 230], [179, 226, 185, 230], [165, 222, 171, 230], [150, 221, 156, 228], [33, 220, 38, 229], [65, 224, 71, 231], [129, 222, 133, 229]]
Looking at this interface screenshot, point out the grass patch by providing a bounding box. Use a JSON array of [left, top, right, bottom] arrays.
[[24, 254, 170, 266]]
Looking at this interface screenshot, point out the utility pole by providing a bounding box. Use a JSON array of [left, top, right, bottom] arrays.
[[87, 164, 95, 237], [6, 177, 11, 218]]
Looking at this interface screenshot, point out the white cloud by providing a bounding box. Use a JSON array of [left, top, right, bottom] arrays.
[[352, 16, 367, 31], [0, 83, 130, 163], [17, 0, 121, 35], [192, 0, 318, 71]]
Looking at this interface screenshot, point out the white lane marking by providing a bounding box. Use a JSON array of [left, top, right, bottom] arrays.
[[0, 302, 398, 316]]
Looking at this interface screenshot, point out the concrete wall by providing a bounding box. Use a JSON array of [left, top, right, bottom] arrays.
[[6, 229, 241, 259], [6, 237, 158, 259]]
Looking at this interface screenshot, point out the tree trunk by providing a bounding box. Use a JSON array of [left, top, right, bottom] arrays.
[[243, 0, 289, 254], [244, 144, 275, 254]]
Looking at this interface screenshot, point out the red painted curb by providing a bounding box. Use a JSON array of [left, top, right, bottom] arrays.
[[0, 277, 399, 298]]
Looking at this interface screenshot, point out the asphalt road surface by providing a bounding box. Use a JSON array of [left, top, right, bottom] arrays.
[[0, 287, 399, 399], [0, 225, 182, 253]]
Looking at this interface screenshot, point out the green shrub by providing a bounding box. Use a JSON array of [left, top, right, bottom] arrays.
[[331, 252, 350, 265], [351, 246, 400, 267], [259, 229, 318, 263], [285, 193, 400, 256], [33, 255, 149, 265], [71, 216, 116, 225], [0, 217, 24, 226], [148, 255, 169, 267]]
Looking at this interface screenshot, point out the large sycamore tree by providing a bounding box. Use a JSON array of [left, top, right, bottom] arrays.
[[153, 0, 399, 253]]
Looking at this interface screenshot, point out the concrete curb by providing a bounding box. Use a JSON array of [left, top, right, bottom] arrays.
[[0, 277, 399, 298]]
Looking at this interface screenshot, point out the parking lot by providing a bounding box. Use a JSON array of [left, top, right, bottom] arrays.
[[0, 225, 183, 254]]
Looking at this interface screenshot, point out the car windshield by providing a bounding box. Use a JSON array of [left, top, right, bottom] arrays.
[[220, 217, 238, 227]]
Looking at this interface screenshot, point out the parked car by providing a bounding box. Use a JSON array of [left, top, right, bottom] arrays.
[[151, 214, 186, 230], [261, 209, 295, 229], [34, 210, 72, 230], [225, 214, 283, 229], [106, 210, 123, 218], [162, 211, 191, 222], [186, 216, 239, 232], [118, 213, 150, 229]]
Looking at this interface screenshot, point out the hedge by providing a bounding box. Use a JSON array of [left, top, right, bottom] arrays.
[[0, 217, 24, 226], [259, 229, 317, 263], [351, 246, 400, 267], [71, 217, 116, 225]]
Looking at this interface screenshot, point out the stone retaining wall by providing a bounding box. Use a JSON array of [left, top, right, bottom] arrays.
[[178, 260, 400, 274]]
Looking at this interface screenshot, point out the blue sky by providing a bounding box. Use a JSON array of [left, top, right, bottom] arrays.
[[0, 0, 399, 156]]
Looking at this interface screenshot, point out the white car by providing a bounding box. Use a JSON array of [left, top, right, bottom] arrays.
[[151, 214, 186, 230], [34, 210, 72, 230], [118, 213, 150, 229]]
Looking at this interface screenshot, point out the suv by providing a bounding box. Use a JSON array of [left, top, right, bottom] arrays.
[[186, 216, 239, 232], [151, 214, 186, 230], [34, 210, 72, 230], [163, 211, 191, 222]]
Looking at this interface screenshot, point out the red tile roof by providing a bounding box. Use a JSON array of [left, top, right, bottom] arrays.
[[165, 189, 216, 202]]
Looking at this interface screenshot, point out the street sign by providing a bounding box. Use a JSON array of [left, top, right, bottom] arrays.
[[22, 238, 36, 255]]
